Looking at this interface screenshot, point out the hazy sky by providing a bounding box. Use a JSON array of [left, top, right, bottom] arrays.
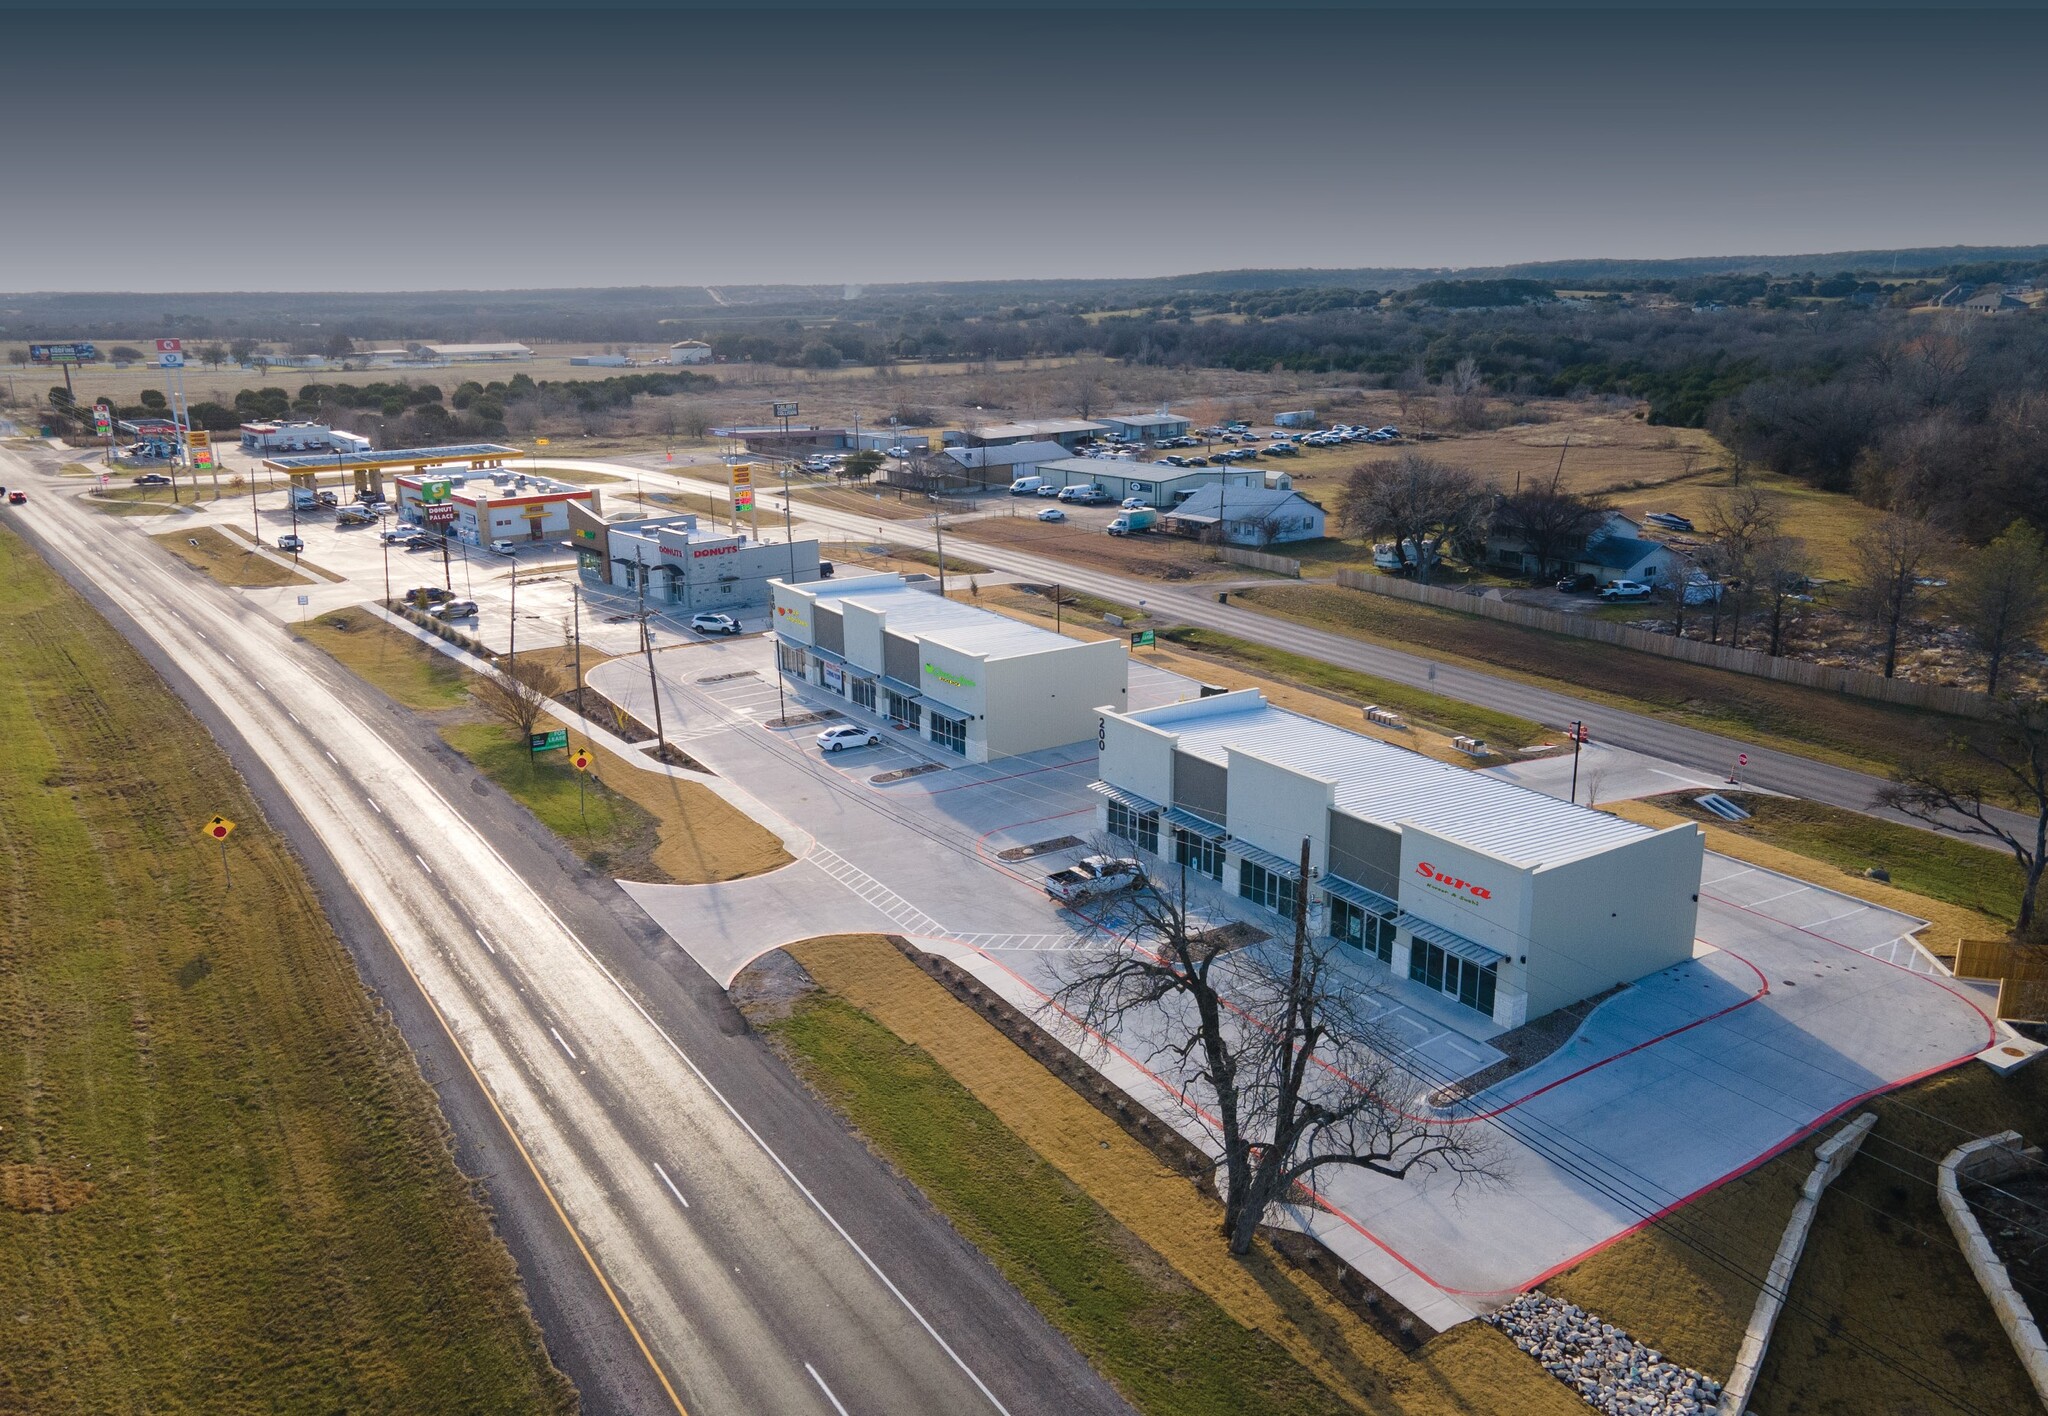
[[3, 5, 2043, 291]]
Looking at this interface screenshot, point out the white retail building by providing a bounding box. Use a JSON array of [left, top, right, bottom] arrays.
[[771, 572, 1127, 762], [1092, 691, 1704, 1028]]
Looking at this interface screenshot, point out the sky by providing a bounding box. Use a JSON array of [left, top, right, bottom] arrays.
[[2, 5, 2044, 292]]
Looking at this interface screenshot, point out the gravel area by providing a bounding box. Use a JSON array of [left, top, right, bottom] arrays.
[[1485, 1291, 1724, 1415]]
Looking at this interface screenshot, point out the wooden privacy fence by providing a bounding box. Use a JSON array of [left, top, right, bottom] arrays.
[[1219, 546, 1301, 577], [1954, 939, 2048, 1023], [1330, 569, 1992, 720]]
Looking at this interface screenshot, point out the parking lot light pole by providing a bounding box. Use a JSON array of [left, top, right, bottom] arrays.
[[637, 565, 667, 753], [381, 528, 391, 606]]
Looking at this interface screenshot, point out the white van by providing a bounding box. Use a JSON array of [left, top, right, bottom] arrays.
[[1009, 475, 1044, 496]]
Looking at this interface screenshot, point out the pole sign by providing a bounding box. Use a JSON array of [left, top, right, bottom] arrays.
[[156, 337, 186, 368], [772, 402, 799, 419], [734, 486, 754, 511], [529, 729, 568, 753], [424, 503, 457, 524], [93, 403, 111, 432], [419, 479, 451, 503], [729, 463, 753, 488], [28, 342, 97, 365], [187, 429, 216, 471]]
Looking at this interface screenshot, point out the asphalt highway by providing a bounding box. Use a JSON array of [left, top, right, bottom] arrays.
[[1, 444, 1131, 1416]]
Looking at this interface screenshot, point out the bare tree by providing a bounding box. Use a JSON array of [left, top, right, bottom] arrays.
[[1338, 453, 1487, 584], [1876, 697, 2048, 934], [1706, 486, 1782, 647], [1055, 841, 1491, 1256], [1492, 478, 1606, 580], [1749, 533, 1816, 658], [1951, 520, 2048, 696], [1850, 512, 1946, 678], [471, 657, 567, 741]]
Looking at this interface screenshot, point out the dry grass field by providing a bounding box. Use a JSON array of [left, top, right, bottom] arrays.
[[0, 523, 574, 1414], [957, 515, 1247, 581], [151, 525, 312, 588]]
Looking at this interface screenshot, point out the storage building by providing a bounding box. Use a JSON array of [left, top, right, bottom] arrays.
[[1099, 412, 1192, 443], [669, 340, 714, 364], [772, 572, 1127, 762], [1091, 691, 1704, 1029], [1030, 456, 1262, 507]]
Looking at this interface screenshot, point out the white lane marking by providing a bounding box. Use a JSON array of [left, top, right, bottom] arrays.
[[288, 712, 301, 725], [1745, 884, 1808, 907], [224, 653, 236, 665], [367, 796, 383, 814], [255, 680, 266, 692], [549, 1026, 578, 1061], [806, 1364, 851, 1416], [475, 928, 496, 956], [324, 750, 337, 763], [652, 1161, 691, 1210], [415, 852, 433, 875]]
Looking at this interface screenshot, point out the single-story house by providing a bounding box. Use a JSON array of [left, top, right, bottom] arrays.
[[1164, 485, 1328, 546], [1098, 412, 1192, 443]]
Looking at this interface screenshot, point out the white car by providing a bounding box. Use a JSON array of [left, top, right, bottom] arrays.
[[690, 612, 740, 635], [816, 724, 881, 752], [1121, 496, 1149, 510], [489, 539, 516, 555], [1600, 579, 1654, 602], [1037, 507, 1067, 522]]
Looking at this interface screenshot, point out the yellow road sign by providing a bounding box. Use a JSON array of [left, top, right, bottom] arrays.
[[201, 815, 236, 841], [571, 748, 593, 772]]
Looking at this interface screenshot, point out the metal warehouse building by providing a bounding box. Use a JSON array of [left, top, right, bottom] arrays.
[[1092, 691, 1704, 1029], [1031, 456, 1262, 507], [772, 572, 1127, 762]]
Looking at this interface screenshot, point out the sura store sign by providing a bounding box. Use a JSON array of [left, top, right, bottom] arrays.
[[1414, 861, 1492, 902]]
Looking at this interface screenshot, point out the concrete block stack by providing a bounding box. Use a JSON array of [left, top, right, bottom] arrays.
[[1485, 1291, 1723, 1415]]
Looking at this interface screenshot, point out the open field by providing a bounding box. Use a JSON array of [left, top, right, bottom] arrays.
[[772, 935, 1582, 1416], [957, 515, 1247, 581], [1549, 1063, 2048, 1413], [1232, 583, 1979, 777], [151, 525, 312, 588], [0, 522, 573, 1415]]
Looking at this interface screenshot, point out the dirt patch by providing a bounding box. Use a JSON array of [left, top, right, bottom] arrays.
[[729, 949, 819, 1028], [997, 835, 1086, 862], [0, 1162, 96, 1214], [873, 762, 946, 785]]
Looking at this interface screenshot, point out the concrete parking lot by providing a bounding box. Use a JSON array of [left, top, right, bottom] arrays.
[[587, 639, 1998, 1330]]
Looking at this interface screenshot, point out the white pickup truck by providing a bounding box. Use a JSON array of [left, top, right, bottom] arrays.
[[1044, 855, 1144, 905]]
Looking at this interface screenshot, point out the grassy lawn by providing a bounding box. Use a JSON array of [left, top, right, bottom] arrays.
[[0, 522, 573, 1415], [440, 721, 665, 878], [151, 525, 312, 589], [1549, 1063, 2048, 1414], [1160, 626, 1550, 749], [776, 935, 1582, 1416], [1646, 791, 2021, 924], [295, 608, 473, 710], [1233, 583, 1977, 777]]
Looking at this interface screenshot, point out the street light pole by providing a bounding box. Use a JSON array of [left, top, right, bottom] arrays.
[[1569, 720, 1583, 804], [637, 562, 667, 755]]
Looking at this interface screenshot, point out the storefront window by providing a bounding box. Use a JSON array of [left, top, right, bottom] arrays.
[[1329, 897, 1395, 964], [850, 678, 877, 712], [1107, 801, 1160, 854], [931, 712, 966, 755], [1173, 827, 1224, 882], [1407, 940, 1498, 1016], [1238, 860, 1297, 920], [885, 691, 922, 730], [776, 643, 807, 676]]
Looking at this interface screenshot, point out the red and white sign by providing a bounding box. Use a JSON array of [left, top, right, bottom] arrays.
[[1415, 861, 1493, 901], [155, 338, 183, 353], [425, 503, 457, 524]]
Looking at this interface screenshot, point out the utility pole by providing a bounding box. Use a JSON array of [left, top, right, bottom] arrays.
[[508, 551, 518, 666], [782, 459, 797, 580], [934, 509, 947, 595], [637, 563, 667, 754], [571, 582, 583, 703], [1568, 720, 1585, 803]]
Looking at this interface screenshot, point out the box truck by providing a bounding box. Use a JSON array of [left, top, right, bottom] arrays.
[[1106, 509, 1157, 536]]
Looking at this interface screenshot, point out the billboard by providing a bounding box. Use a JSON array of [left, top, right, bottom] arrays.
[[188, 430, 216, 471], [28, 342, 97, 365], [771, 402, 799, 419]]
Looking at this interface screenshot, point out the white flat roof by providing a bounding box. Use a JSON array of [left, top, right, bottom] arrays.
[[1130, 694, 1651, 868], [804, 576, 1080, 661]]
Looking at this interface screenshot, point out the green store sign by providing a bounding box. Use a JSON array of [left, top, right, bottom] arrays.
[[923, 662, 977, 689]]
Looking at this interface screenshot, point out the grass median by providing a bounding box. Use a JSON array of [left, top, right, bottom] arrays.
[[151, 525, 313, 589], [0, 521, 574, 1415], [295, 607, 473, 709]]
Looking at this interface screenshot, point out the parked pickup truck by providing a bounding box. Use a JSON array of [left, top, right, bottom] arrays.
[[1045, 855, 1144, 905]]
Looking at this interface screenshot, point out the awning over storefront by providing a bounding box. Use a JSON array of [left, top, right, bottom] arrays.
[[1395, 912, 1505, 965], [1321, 872, 1400, 918], [879, 675, 923, 700], [1162, 805, 1227, 838], [1230, 839, 1306, 881], [1088, 780, 1161, 815]]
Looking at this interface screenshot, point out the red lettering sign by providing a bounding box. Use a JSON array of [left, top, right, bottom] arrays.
[[1414, 861, 1492, 901], [692, 544, 739, 559]]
